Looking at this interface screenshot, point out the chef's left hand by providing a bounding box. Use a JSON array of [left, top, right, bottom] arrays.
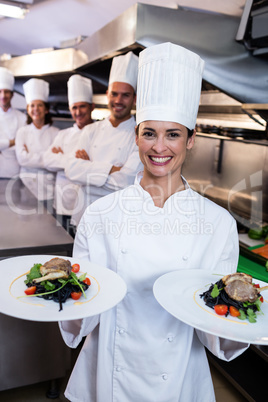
[[75, 149, 89, 160], [52, 146, 63, 153]]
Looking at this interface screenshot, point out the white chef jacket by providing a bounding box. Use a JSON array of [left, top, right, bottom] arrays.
[[60, 173, 248, 402], [65, 116, 143, 226], [15, 123, 59, 201], [0, 107, 26, 178], [43, 123, 84, 215]]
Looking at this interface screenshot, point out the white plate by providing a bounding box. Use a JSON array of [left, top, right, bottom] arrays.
[[153, 269, 268, 345], [0, 255, 127, 322]]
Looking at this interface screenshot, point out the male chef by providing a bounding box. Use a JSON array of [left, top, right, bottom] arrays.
[[44, 75, 94, 234], [65, 51, 143, 228], [0, 67, 26, 178]]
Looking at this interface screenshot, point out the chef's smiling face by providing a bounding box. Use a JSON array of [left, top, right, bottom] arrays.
[[70, 101, 94, 129], [106, 82, 136, 124], [27, 100, 48, 126], [0, 89, 13, 111], [136, 120, 195, 180]]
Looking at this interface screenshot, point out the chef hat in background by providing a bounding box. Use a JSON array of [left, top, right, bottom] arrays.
[[23, 78, 49, 104], [136, 42, 205, 130], [108, 51, 139, 92], [0, 67, 14, 91], [68, 75, 93, 106]]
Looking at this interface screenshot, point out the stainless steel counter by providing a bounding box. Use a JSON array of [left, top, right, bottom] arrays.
[[0, 314, 71, 392], [0, 178, 73, 392], [0, 178, 73, 258]]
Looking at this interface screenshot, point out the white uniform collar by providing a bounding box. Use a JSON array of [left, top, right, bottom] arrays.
[[73, 122, 83, 131], [121, 172, 192, 214], [30, 122, 50, 131], [0, 106, 12, 114], [107, 115, 135, 129], [134, 171, 190, 189]]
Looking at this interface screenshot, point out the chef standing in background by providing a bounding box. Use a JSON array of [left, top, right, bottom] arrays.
[[0, 67, 26, 178], [65, 51, 143, 228], [15, 78, 59, 211], [44, 75, 95, 235]]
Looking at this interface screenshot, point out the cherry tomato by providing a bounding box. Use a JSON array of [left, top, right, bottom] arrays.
[[71, 263, 80, 273], [229, 306, 240, 317], [83, 277, 91, 286], [24, 286, 37, 295], [214, 304, 228, 316], [71, 291, 82, 300], [260, 296, 264, 303]]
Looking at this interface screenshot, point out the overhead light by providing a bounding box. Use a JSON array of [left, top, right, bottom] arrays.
[[0, 1, 29, 19]]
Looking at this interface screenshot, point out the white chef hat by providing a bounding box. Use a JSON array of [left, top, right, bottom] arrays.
[[136, 42, 205, 130], [67, 75, 93, 106], [23, 78, 49, 104], [0, 67, 14, 91], [108, 51, 138, 92]]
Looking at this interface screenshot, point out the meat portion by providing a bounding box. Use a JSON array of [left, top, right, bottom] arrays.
[[222, 272, 268, 303], [225, 279, 259, 303], [33, 258, 72, 283], [222, 272, 252, 286]]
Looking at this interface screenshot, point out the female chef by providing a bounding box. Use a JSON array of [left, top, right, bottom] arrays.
[[60, 43, 248, 402], [15, 78, 59, 208]]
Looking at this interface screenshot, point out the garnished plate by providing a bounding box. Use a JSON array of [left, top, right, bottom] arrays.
[[0, 255, 127, 322], [153, 269, 268, 345]]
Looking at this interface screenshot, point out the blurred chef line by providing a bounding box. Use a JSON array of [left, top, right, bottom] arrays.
[[0, 51, 143, 237]]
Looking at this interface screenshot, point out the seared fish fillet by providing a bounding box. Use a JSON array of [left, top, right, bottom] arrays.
[[33, 257, 72, 283]]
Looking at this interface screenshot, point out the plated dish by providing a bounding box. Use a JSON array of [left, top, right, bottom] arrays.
[[0, 255, 127, 322], [153, 269, 268, 345]]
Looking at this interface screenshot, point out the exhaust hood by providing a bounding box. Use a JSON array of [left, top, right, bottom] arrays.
[[1, 3, 268, 118]]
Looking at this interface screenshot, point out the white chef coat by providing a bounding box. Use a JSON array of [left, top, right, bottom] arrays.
[[65, 116, 143, 226], [60, 173, 248, 402], [0, 107, 26, 178], [15, 123, 59, 201], [43, 123, 84, 215]]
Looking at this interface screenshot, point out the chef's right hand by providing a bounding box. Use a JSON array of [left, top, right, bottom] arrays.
[[110, 165, 122, 174]]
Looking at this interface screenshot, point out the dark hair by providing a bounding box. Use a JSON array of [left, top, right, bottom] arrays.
[[187, 128, 194, 138], [26, 102, 53, 125]]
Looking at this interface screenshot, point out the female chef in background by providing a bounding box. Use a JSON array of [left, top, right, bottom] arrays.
[[60, 43, 248, 402], [15, 78, 59, 210]]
